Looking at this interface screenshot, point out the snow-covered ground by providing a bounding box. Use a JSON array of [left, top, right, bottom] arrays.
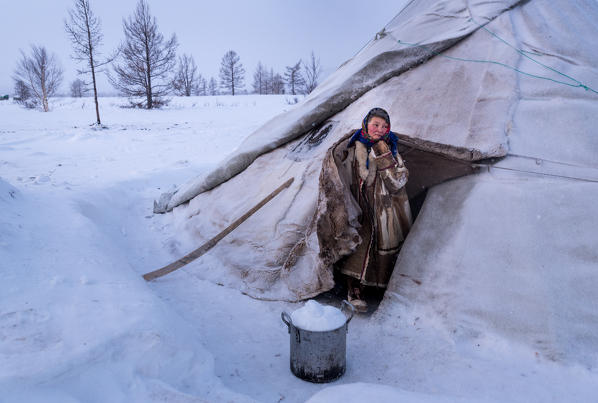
[[1, 96, 596, 402]]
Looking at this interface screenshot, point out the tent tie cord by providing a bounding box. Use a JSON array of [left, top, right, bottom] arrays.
[[473, 162, 598, 184], [391, 17, 598, 95], [476, 153, 598, 183]]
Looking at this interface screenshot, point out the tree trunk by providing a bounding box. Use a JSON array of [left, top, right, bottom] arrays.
[[145, 41, 152, 109], [87, 25, 101, 124], [89, 45, 101, 124], [91, 66, 101, 124], [231, 70, 235, 96], [85, 3, 101, 124], [41, 65, 49, 112]]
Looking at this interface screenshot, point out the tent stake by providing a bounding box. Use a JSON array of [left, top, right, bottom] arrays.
[[143, 177, 295, 282]]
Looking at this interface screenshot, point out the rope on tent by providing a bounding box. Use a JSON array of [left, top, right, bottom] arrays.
[[473, 162, 598, 184], [393, 18, 598, 95], [473, 18, 595, 91]]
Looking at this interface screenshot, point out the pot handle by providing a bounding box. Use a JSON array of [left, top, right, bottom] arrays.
[[281, 311, 292, 333], [341, 300, 356, 325]]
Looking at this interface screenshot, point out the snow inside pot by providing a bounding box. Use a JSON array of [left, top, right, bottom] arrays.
[[281, 300, 355, 383]]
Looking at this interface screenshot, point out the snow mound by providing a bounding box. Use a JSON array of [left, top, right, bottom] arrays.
[[291, 300, 347, 331]]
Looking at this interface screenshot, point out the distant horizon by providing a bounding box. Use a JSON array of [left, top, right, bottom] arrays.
[[2, 92, 305, 99], [0, 0, 406, 95]]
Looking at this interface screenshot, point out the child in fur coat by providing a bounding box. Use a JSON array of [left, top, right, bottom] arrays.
[[343, 107, 412, 311]]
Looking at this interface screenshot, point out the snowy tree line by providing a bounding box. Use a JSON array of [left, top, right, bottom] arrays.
[[11, 0, 323, 117]]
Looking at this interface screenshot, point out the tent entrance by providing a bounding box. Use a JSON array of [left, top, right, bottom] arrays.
[[315, 133, 479, 310]]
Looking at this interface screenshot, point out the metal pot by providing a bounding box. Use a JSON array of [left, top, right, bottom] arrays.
[[281, 300, 355, 383]]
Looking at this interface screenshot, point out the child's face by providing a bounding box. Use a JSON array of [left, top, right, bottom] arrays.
[[367, 116, 389, 141]]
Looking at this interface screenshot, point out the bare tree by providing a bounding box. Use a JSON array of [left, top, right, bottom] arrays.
[[269, 68, 285, 94], [252, 62, 267, 94], [70, 78, 88, 97], [195, 76, 207, 96], [303, 51, 322, 94], [109, 0, 178, 108], [284, 60, 305, 95], [274, 73, 285, 94], [172, 54, 200, 96], [13, 79, 33, 108], [208, 77, 219, 95], [263, 68, 272, 94], [219, 50, 245, 96], [13, 45, 63, 112], [65, 0, 116, 124]]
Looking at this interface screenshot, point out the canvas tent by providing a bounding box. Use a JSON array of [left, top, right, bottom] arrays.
[[155, 0, 597, 367]]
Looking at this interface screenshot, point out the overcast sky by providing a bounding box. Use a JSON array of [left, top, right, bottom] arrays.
[[0, 0, 406, 96]]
